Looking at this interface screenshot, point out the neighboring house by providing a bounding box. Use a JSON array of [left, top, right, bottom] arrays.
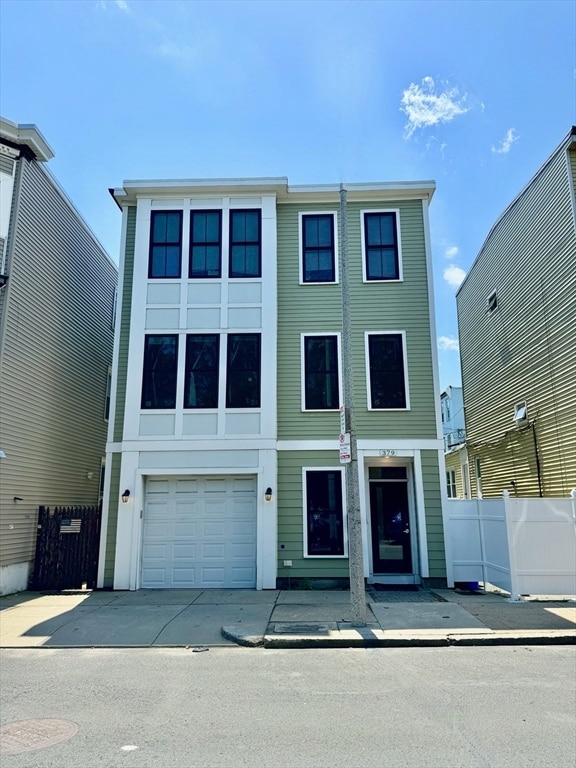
[[456, 126, 576, 499], [100, 176, 446, 591], [0, 117, 118, 595], [441, 385, 467, 499]]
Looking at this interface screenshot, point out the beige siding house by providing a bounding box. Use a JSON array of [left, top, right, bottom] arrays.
[[456, 127, 576, 499], [0, 118, 117, 594]]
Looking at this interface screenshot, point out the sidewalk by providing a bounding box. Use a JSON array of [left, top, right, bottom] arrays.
[[0, 587, 574, 649]]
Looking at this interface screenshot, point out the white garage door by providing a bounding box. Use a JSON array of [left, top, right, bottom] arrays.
[[141, 476, 257, 589]]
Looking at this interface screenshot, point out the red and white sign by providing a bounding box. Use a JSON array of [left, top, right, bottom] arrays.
[[339, 432, 351, 463]]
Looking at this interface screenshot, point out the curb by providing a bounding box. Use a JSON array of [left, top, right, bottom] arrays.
[[221, 626, 576, 649]]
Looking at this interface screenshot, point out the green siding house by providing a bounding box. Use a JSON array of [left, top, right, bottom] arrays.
[[100, 177, 446, 590], [456, 127, 576, 499]]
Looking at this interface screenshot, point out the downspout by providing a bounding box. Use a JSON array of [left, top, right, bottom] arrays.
[[531, 421, 543, 497]]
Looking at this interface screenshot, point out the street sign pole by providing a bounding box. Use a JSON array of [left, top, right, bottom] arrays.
[[339, 184, 367, 626]]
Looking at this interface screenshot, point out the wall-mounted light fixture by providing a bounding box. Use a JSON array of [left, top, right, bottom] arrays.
[[264, 487, 273, 502], [122, 489, 131, 503]]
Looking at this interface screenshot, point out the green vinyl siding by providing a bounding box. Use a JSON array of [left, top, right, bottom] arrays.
[[103, 452, 121, 587], [113, 206, 136, 442], [457, 138, 576, 498], [277, 200, 437, 441], [277, 451, 349, 578], [421, 450, 446, 578]]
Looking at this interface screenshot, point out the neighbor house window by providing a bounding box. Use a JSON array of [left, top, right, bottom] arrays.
[[141, 335, 178, 409], [303, 334, 340, 410], [446, 470, 457, 498], [189, 210, 222, 278], [366, 332, 408, 409], [184, 335, 220, 408], [229, 210, 261, 277], [301, 213, 336, 283], [304, 469, 346, 557], [362, 211, 401, 281], [104, 367, 112, 421], [487, 290, 498, 312], [149, 211, 182, 278], [226, 334, 261, 407]]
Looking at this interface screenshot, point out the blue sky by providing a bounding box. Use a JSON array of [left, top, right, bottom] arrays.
[[1, 0, 574, 389]]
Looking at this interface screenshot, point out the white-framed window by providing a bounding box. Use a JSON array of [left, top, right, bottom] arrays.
[[302, 467, 347, 557], [365, 331, 410, 410], [475, 458, 482, 498], [513, 400, 528, 427], [301, 333, 342, 411], [446, 469, 457, 498], [360, 209, 403, 282], [299, 211, 339, 284]]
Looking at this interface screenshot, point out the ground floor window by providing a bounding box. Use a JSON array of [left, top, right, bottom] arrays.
[[446, 469, 457, 498], [303, 469, 346, 557]]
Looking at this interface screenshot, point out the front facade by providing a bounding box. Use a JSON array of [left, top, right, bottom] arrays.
[[100, 177, 446, 591], [456, 127, 576, 499], [0, 118, 118, 594]]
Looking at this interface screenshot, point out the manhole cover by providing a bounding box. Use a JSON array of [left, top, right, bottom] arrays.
[[0, 719, 78, 755], [273, 623, 332, 634]]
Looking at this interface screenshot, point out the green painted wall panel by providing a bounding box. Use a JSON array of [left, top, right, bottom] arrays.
[[277, 200, 437, 441], [103, 452, 121, 587], [113, 207, 136, 442], [420, 450, 446, 577]]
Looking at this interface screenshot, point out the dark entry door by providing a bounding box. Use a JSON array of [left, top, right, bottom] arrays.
[[369, 480, 412, 573]]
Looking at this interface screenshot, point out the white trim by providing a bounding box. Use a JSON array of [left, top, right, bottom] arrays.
[[360, 208, 403, 283], [412, 450, 429, 578], [422, 197, 444, 440], [298, 210, 339, 284], [302, 466, 348, 558], [364, 330, 411, 411], [300, 332, 342, 412]]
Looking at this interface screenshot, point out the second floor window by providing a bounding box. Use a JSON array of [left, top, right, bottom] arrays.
[[184, 335, 220, 408], [149, 211, 182, 278], [189, 211, 222, 278], [303, 335, 340, 410], [363, 211, 400, 281], [367, 332, 408, 409], [229, 210, 261, 277], [302, 214, 336, 283], [226, 333, 261, 407], [141, 335, 179, 409]]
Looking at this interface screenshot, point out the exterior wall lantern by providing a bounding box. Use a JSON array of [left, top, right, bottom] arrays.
[[264, 487, 273, 502], [121, 489, 131, 503]]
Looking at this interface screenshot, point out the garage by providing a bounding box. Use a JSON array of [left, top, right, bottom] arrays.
[[141, 475, 257, 588]]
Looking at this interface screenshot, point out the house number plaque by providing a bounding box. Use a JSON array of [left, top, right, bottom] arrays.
[[379, 449, 397, 456]]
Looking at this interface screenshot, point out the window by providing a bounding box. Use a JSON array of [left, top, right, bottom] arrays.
[[446, 470, 457, 498], [513, 400, 528, 427], [149, 211, 182, 278], [475, 458, 482, 498], [229, 210, 261, 277], [226, 334, 261, 407], [362, 211, 401, 281], [304, 469, 346, 557], [301, 213, 336, 283], [367, 333, 408, 409], [189, 211, 222, 278], [141, 335, 178, 409], [487, 290, 498, 312], [184, 335, 219, 408], [303, 335, 340, 410]]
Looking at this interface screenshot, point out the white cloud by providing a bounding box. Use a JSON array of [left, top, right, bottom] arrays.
[[96, 0, 130, 11], [492, 128, 519, 154], [443, 264, 466, 288], [444, 245, 459, 259], [115, 0, 129, 10], [438, 336, 460, 352], [401, 76, 468, 138], [156, 41, 203, 68]]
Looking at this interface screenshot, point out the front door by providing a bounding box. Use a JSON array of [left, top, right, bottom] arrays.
[[369, 467, 412, 574]]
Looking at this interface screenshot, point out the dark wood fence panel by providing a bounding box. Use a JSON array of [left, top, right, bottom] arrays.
[[32, 505, 102, 590]]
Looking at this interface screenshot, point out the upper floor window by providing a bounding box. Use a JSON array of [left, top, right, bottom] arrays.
[[302, 334, 340, 410], [141, 335, 179, 409], [184, 334, 220, 408], [226, 333, 261, 407], [362, 211, 401, 281], [149, 211, 182, 278], [366, 332, 409, 409], [229, 210, 261, 278], [189, 211, 222, 278], [301, 213, 336, 283], [446, 470, 457, 499]]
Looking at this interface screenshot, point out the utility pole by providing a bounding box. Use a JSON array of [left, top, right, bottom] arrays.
[[339, 184, 367, 626]]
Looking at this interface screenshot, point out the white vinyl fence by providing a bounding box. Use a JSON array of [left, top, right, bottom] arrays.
[[443, 490, 576, 600]]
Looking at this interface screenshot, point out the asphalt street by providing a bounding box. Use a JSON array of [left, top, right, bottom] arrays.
[[1, 646, 574, 768]]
